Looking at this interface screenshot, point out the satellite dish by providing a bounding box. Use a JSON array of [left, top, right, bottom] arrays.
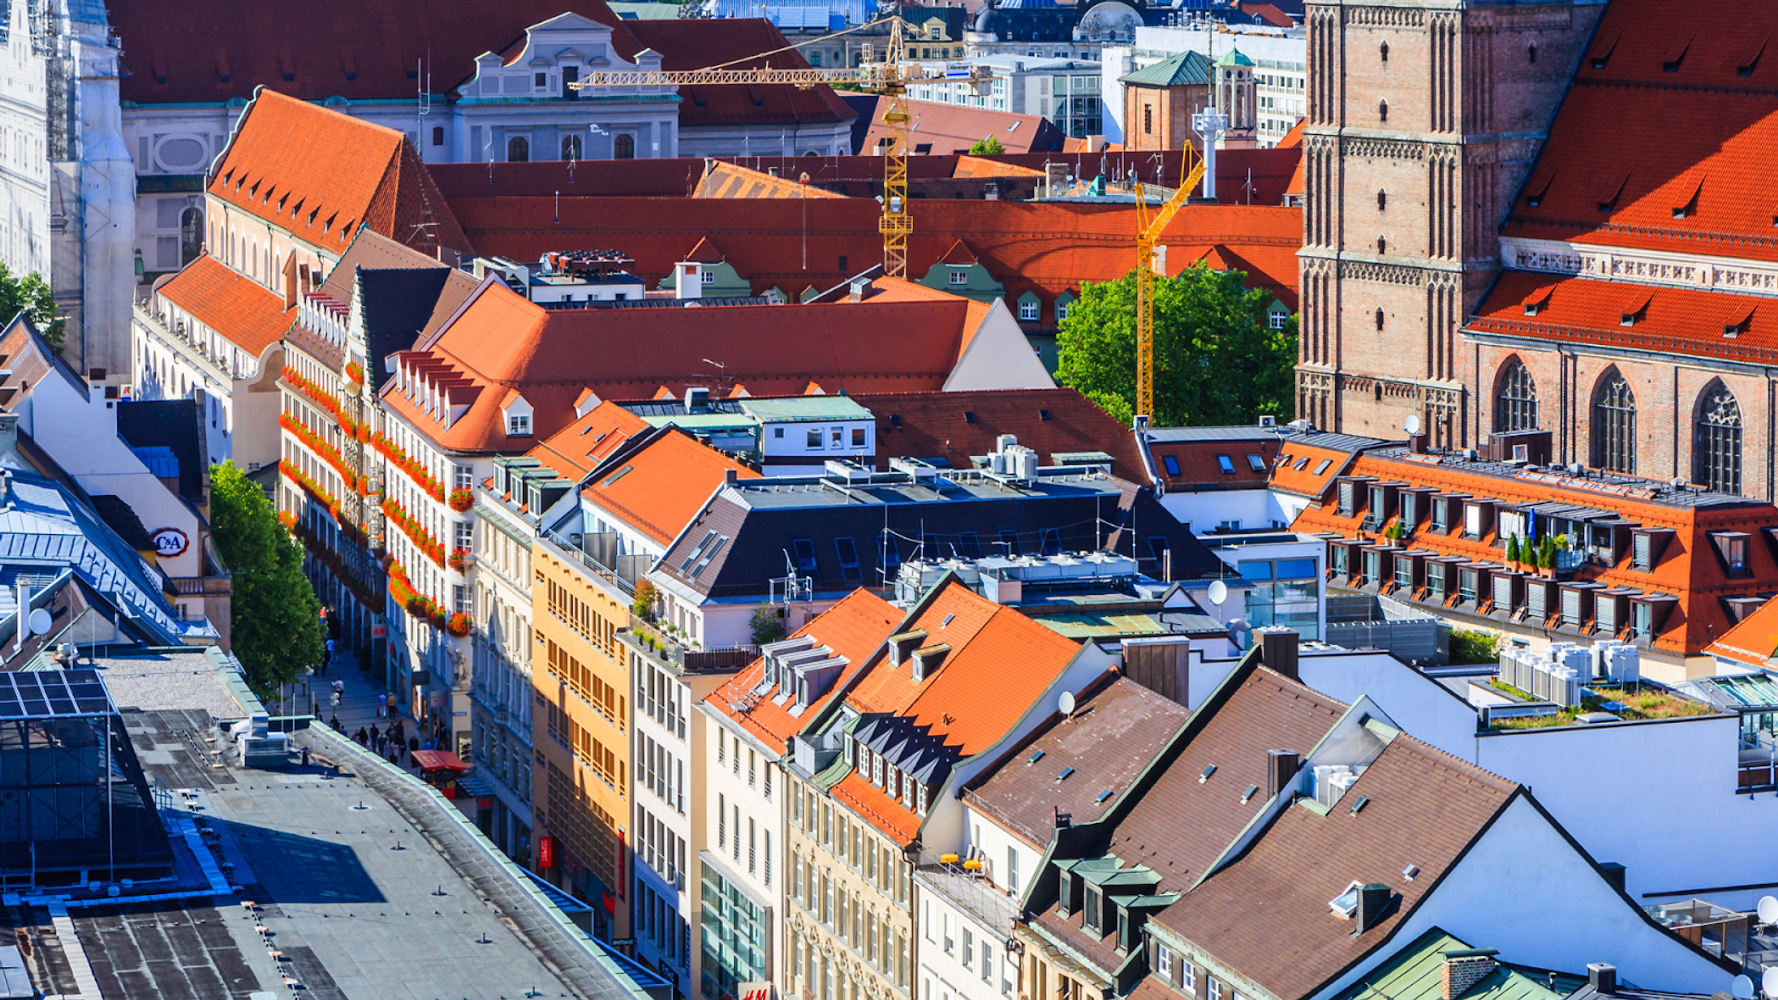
[[1733, 975, 1755, 999], [1760, 896, 1778, 926], [1764, 968, 1778, 999], [1057, 690, 1076, 716], [1404, 414, 1422, 436], [1207, 580, 1228, 607], [26, 608, 52, 637]]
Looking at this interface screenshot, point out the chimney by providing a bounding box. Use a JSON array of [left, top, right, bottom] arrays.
[[849, 277, 871, 302], [1586, 964, 1617, 996], [1440, 950, 1499, 999], [1598, 862, 1626, 893], [1409, 432, 1428, 455], [1354, 883, 1391, 933], [676, 261, 703, 299], [1266, 749, 1300, 798], [1255, 626, 1299, 681], [724, 468, 738, 486]]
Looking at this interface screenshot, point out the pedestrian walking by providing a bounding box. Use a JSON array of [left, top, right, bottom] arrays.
[[377, 692, 387, 719], [300, 746, 311, 767], [330, 713, 341, 730], [332, 678, 344, 697]]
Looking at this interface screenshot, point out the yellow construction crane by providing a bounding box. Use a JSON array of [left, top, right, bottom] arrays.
[[1131, 145, 1208, 423], [575, 17, 991, 278]]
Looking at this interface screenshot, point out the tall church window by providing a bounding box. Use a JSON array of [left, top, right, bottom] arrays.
[[1374, 308, 1384, 332], [1495, 360, 1538, 432], [1591, 373, 1636, 474], [508, 136, 529, 162], [179, 207, 203, 267], [1380, 42, 1389, 63], [1695, 382, 1742, 494]]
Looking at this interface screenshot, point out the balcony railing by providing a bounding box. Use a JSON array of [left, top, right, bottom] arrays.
[[625, 614, 757, 673], [170, 575, 232, 596], [913, 852, 1020, 936]]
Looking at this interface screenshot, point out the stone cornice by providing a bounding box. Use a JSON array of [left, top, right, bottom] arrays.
[[1499, 235, 1778, 298]]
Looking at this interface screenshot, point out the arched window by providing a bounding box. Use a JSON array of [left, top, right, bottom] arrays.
[[1378, 100, 1388, 123], [1591, 373, 1637, 473], [1377, 189, 1387, 211], [1495, 359, 1538, 432], [1528, 44, 1538, 64], [507, 136, 529, 162], [179, 207, 203, 266], [614, 133, 635, 159], [1374, 308, 1385, 331], [1695, 382, 1743, 494], [1377, 235, 1387, 254], [1380, 42, 1389, 63], [561, 134, 582, 162], [432, 126, 444, 146]]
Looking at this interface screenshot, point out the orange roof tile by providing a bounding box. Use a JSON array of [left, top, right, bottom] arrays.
[[832, 770, 923, 842], [1269, 441, 1361, 499], [846, 579, 1080, 757], [1705, 596, 1778, 668], [382, 280, 989, 453], [1291, 449, 1778, 656], [694, 161, 847, 200], [1501, 0, 1778, 259], [951, 156, 1046, 179], [858, 97, 1065, 155], [209, 90, 468, 257], [579, 428, 760, 545], [706, 589, 904, 753], [154, 255, 294, 356], [524, 400, 650, 480], [1469, 272, 1778, 366]]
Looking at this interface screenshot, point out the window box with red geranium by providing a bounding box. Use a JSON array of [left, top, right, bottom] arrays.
[[345, 361, 365, 385], [449, 488, 473, 512], [446, 613, 473, 637], [448, 548, 471, 572]]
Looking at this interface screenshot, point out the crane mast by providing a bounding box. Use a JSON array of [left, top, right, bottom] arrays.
[[1132, 146, 1207, 423], [576, 17, 988, 278]]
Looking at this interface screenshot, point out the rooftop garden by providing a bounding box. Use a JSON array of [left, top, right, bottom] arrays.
[[1486, 680, 1714, 729]]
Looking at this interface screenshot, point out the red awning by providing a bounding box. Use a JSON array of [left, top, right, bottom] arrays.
[[410, 749, 469, 773]]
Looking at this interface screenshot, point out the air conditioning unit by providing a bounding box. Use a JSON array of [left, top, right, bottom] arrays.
[[1258, 415, 1277, 429]]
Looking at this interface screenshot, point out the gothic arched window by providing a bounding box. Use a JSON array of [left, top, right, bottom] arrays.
[[1495, 359, 1538, 432], [1591, 373, 1636, 473], [179, 207, 203, 267], [507, 136, 529, 162], [1696, 382, 1743, 494], [615, 133, 635, 159], [561, 135, 582, 162]]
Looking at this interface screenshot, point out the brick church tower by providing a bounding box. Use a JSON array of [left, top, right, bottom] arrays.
[[1295, 0, 1605, 446]]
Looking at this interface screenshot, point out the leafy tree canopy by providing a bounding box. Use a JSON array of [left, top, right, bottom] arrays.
[[0, 263, 63, 352], [1056, 264, 1296, 428], [968, 135, 1006, 155], [209, 461, 323, 697]]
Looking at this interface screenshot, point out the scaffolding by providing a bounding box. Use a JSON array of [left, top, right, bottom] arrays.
[[0, 670, 171, 885]]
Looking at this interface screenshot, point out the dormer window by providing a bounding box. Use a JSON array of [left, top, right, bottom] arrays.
[[1083, 886, 1102, 933], [915, 782, 929, 815], [508, 413, 531, 436], [873, 753, 885, 786]]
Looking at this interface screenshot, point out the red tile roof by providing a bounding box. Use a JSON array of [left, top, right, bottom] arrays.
[[1149, 437, 1279, 490], [625, 19, 854, 127], [208, 91, 469, 257], [1500, 0, 1778, 260], [1269, 439, 1363, 499], [578, 428, 760, 545], [845, 579, 1081, 758], [113, 0, 642, 105], [1290, 449, 1778, 656], [694, 162, 848, 199], [853, 388, 1145, 477], [1704, 595, 1778, 668], [706, 589, 904, 753], [446, 195, 1302, 313], [859, 97, 1066, 155], [524, 400, 651, 480], [1469, 272, 1778, 366], [382, 280, 990, 453], [154, 255, 294, 357]]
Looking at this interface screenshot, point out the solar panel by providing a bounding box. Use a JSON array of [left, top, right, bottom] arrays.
[[0, 671, 115, 718]]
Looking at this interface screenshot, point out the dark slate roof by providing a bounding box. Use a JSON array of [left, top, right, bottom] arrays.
[[654, 471, 1220, 599], [89, 496, 157, 553], [360, 267, 456, 392], [966, 673, 1190, 846], [115, 400, 207, 503]]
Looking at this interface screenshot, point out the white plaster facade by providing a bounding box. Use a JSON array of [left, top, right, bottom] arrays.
[[130, 283, 282, 471], [469, 490, 540, 864], [700, 701, 784, 999]]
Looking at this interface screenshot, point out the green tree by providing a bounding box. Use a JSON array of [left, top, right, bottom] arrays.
[[1055, 264, 1296, 428], [0, 263, 64, 352], [968, 135, 1006, 155], [209, 461, 323, 697], [750, 604, 787, 646]]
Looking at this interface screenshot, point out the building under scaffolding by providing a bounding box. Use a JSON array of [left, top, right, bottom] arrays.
[[0, 669, 170, 885]]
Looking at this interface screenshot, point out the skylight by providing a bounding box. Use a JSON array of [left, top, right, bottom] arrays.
[[1028, 750, 1046, 765], [1094, 789, 1113, 804], [1199, 764, 1216, 783], [1057, 767, 1075, 782], [602, 465, 634, 487]]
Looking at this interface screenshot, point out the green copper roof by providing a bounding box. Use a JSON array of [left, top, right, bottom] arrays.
[[1215, 47, 1254, 67], [1121, 50, 1211, 87], [1328, 928, 1564, 1000]]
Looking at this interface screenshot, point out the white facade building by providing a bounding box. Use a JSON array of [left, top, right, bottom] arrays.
[[907, 56, 1103, 137], [468, 486, 540, 864], [1102, 25, 1305, 146]]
